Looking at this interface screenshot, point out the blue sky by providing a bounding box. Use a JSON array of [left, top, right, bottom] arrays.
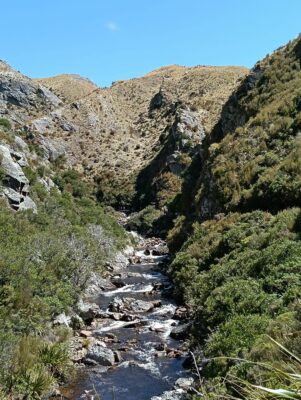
[[1, 0, 301, 87]]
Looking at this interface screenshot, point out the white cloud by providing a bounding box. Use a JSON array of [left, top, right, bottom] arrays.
[[105, 21, 119, 31]]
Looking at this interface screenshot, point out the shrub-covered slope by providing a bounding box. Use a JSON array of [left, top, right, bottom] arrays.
[[0, 120, 128, 398], [167, 36, 301, 396], [181, 36, 301, 223]]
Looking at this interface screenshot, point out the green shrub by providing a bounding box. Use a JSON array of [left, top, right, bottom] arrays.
[[206, 314, 271, 358], [28, 142, 45, 158], [126, 205, 162, 235], [23, 166, 38, 184], [0, 165, 5, 185], [0, 118, 11, 130], [169, 208, 301, 391], [0, 169, 128, 397], [39, 342, 72, 378], [53, 169, 87, 198]]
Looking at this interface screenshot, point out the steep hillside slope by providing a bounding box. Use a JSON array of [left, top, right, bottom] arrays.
[[0, 63, 130, 399], [167, 36, 301, 397], [0, 60, 248, 217], [30, 65, 247, 208], [0, 60, 62, 122]]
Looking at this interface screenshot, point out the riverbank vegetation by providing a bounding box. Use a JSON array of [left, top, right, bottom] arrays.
[[167, 35, 301, 397], [170, 208, 301, 396], [0, 172, 128, 398]]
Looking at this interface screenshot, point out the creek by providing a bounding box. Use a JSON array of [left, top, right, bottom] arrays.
[[61, 235, 193, 400]]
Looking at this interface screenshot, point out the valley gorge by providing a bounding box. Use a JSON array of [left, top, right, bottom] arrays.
[[0, 33, 301, 400]]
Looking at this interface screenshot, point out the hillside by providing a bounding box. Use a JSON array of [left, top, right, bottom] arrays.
[[0, 60, 249, 398], [0, 62, 247, 211], [167, 35, 301, 397], [30, 65, 247, 209], [35, 74, 98, 102], [0, 62, 131, 398], [1, 35, 301, 399]]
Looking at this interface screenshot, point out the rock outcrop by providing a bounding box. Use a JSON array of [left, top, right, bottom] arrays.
[[108, 296, 155, 314], [85, 343, 115, 366], [0, 143, 36, 211], [0, 60, 61, 124]]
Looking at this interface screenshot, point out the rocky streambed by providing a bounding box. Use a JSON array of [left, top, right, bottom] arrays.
[[56, 235, 195, 400]]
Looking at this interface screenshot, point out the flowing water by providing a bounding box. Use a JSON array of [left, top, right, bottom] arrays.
[[62, 239, 192, 400]]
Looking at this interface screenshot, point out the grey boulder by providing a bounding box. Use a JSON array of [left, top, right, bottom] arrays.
[[19, 196, 37, 213], [0, 144, 28, 186], [108, 296, 154, 314], [85, 344, 115, 366], [170, 322, 191, 340], [151, 389, 187, 400], [38, 136, 65, 161], [77, 299, 101, 322], [175, 377, 194, 389]]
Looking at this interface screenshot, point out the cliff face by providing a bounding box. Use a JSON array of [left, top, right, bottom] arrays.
[[0, 60, 62, 120]]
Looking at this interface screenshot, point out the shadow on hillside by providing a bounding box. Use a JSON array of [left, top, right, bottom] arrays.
[[131, 67, 261, 244], [154, 36, 301, 249], [133, 131, 175, 210], [154, 68, 259, 248]]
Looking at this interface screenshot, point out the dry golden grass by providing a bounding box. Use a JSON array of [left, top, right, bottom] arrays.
[[36, 65, 247, 194], [0, 59, 248, 201], [35, 74, 98, 102]]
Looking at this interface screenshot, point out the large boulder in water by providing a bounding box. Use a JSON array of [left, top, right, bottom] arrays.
[[175, 377, 194, 389], [85, 344, 115, 366], [77, 299, 101, 322], [170, 322, 191, 340], [108, 296, 154, 314]]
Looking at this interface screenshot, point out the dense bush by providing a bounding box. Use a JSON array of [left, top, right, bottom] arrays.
[[53, 169, 87, 198], [198, 38, 301, 217], [0, 118, 11, 130], [93, 171, 136, 208], [126, 205, 163, 236], [169, 208, 301, 393], [164, 36, 301, 397], [0, 175, 128, 397]]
